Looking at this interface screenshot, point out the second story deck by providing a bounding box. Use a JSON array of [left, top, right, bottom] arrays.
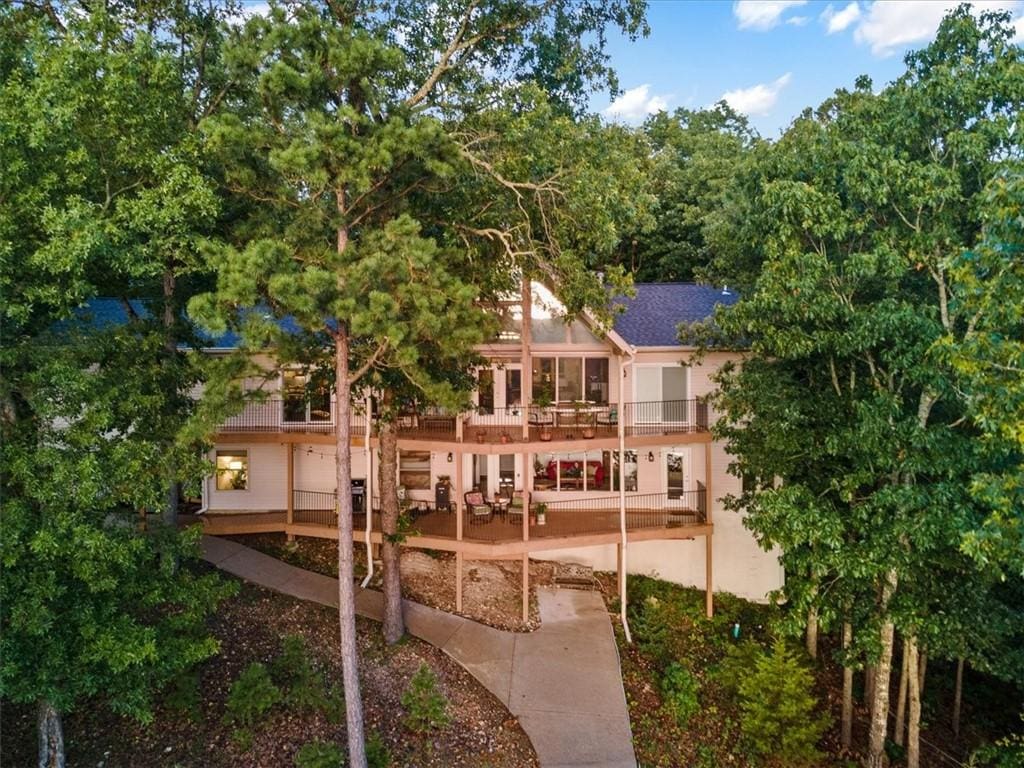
[[216, 397, 711, 446]]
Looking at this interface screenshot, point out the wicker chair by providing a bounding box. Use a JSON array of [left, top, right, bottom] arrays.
[[463, 491, 493, 523]]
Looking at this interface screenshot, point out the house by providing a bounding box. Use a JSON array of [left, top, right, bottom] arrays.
[[196, 281, 784, 619]]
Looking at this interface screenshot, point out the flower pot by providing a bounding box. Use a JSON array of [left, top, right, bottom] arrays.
[[582, 427, 595, 439], [539, 430, 552, 442], [500, 432, 510, 444], [537, 512, 546, 526], [476, 431, 486, 444]]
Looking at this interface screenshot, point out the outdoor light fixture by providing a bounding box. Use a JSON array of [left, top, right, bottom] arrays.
[[647, 451, 655, 463], [447, 452, 453, 463]]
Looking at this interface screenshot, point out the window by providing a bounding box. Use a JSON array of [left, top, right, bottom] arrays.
[[399, 450, 431, 490], [557, 358, 583, 402], [612, 450, 638, 491], [505, 368, 522, 407], [216, 450, 249, 490], [666, 451, 685, 499], [585, 358, 609, 405], [532, 358, 555, 403], [499, 454, 515, 496], [532, 356, 610, 405], [478, 369, 494, 414], [283, 369, 331, 422], [533, 452, 609, 492]]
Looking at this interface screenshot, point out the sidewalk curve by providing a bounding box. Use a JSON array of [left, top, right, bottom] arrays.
[[201, 535, 636, 768]]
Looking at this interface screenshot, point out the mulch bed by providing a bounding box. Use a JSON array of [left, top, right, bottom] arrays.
[[228, 534, 558, 632], [1, 573, 538, 768]]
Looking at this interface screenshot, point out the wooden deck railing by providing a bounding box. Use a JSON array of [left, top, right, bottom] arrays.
[[218, 398, 371, 434], [289, 488, 705, 542], [217, 397, 709, 442]]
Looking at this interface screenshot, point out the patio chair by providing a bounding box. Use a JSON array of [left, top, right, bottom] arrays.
[[508, 490, 528, 520], [528, 408, 555, 427], [463, 491, 493, 524], [596, 407, 618, 427]]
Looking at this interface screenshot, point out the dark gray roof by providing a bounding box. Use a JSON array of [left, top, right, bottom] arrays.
[[612, 283, 738, 347], [69, 299, 308, 349]]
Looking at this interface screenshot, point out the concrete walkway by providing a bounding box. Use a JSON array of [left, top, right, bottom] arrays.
[[201, 536, 636, 768]]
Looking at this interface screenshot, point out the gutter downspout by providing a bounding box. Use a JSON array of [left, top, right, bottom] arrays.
[[619, 352, 635, 644], [197, 450, 210, 515], [361, 393, 374, 588]]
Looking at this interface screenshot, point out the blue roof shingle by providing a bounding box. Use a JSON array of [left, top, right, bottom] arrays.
[[612, 283, 738, 348]]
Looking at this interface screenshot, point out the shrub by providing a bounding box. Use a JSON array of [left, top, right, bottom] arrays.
[[736, 639, 830, 766], [366, 732, 392, 768], [324, 685, 346, 725], [165, 670, 202, 722], [224, 662, 281, 726], [273, 634, 328, 711], [401, 663, 450, 734], [713, 640, 764, 696], [294, 740, 344, 768], [231, 728, 254, 752], [660, 662, 700, 727]]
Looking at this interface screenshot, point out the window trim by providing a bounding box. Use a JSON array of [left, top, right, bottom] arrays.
[[215, 449, 250, 492]]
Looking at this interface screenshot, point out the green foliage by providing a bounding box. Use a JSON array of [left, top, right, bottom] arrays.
[[165, 670, 202, 722], [324, 685, 346, 725], [401, 663, 450, 734], [736, 640, 829, 766], [366, 732, 392, 768], [272, 634, 328, 712], [232, 728, 255, 753], [713, 640, 765, 697], [970, 731, 1024, 768], [294, 740, 345, 768], [224, 663, 281, 727], [660, 662, 700, 728]]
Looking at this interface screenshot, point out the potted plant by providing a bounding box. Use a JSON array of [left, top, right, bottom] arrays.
[[533, 392, 554, 441], [500, 430, 511, 444], [581, 409, 596, 439], [535, 502, 547, 526], [476, 430, 486, 444]]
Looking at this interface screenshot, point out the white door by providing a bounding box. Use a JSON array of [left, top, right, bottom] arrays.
[[635, 366, 689, 423]]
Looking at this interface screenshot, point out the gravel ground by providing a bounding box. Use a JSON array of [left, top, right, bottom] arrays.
[[1, 573, 538, 768], [229, 534, 558, 631]]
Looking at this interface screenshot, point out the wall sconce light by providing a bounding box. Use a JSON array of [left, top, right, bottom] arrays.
[[446, 452, 453, 463], [647, 451, 655, 463]]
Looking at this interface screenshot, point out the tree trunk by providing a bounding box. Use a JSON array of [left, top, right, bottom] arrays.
[[841, 622, 853, 749], [864, 664, 875, 710], [918, 650, 927, 694], [806, 605, 819, 660], [378, 412, 405, 644], [335, 327, 367, 768], [906, 636, 921, 768], [162, 269, 179, 530], [952, 657, 964, 738], [895, 638, 909, 746], [865, 573, 898, 768], [37, 700, 64, 768]]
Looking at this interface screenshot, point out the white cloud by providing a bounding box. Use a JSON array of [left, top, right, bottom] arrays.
[[602, 84, 671, 123], [820, 2, 861, 34], [853, 1, 1021, 57], [733, 0, 808, 30], [1012, 14, 1024, 43], [786, 15, 811, 26], [721, 73, 792, 116]]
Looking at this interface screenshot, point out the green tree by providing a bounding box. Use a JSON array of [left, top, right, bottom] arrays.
[[611, 103, 758, 282], [190, 4, 647, 765], [0, 5, 236, 766], [701, 8, 1023, 767]]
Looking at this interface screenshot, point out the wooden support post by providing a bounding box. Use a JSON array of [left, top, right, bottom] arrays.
[[522, 553, 529, 624], [705, 441, 713, 618], [521, 278, 532, 440], [455, 451, 463, 542], [456, 551, 464, 613], [286, 443, 295, 542], [705, 534, 714, 618]]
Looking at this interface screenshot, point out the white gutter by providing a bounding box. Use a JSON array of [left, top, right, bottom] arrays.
[[361, 393, 374, 588], [618, 352, 635, 644], [197, 450, 210, 515]]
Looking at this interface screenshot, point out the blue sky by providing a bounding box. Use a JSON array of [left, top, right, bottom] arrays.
[[594, 0, 1024, 136]]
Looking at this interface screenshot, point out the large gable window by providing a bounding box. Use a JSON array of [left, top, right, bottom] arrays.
[[532, 356, 609, 405], [216, 450, 249, 490]]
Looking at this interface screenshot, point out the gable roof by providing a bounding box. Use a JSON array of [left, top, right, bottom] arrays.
[[612, 283, 738, 348]]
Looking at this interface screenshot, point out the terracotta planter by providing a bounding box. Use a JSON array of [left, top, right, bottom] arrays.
[[476, 432, 486, 444], [539, 430, 552, 442]]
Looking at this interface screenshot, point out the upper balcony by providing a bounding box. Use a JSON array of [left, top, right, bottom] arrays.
[[216, 397, 709, 444]]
